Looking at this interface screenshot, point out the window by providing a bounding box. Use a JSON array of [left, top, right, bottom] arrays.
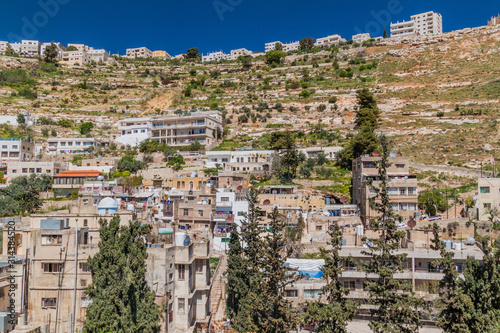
[[198, 210, 204, 217], [80, 279, 87, 287], [178, 298, 185, 314], [221, 197, 229, 202], [0, 289, 4, 298], [484, 203, 492, 209], [196, 262, 204, 273], [22, 168, 28, 173], [79, 263, 91, 272], [480, 187, 490, 194], [343, 281, 356, 290], [316, 225, 322, 231], [83, 219, 88, 227], [29, 168, 34, 173], [41, 298, 57, 308], [42, 235, 62, 245], [46, 169, 51, 173], [285, 290, 297, 297], [183, 209, 189, 216], [36, 168, 42, 173], [399, 188, 407, 195], [11, 169, 16, 173], [408, 187, 416, 195], [392, 203, 399, 211], [43, 263, 63, 273], [169, 273, 173, 281], [304, 289, 322, 299], [178, 264, 185, 280], [237, 211, 245, 216], [369, 189, 377, 195]]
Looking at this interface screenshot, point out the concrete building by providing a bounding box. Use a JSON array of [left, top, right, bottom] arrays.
[[352, 155, 418, 223], [60, 50, 91, 66], [391, 11, 443, 38], [5, 161, 68, 183], [205, 150, 275, 173], [116, 117, 152, 147], [265, 41, 282, 53], [202, 51, 229, 62], [152, 50, 171, 59], [0, 139, 35, 164], [87, 49, 109, 62], [352, 33, 371, 44], [126, 47, 152, 59], [476, 178, 500, 221], [282, 41, 300, 52], [298, 146, 343, 160], [10, 40, 40, 57], [150, 111, 223, 150], [40, 42, 65, 58], [213, 189, 248, 251], [0, 41, 12, 55], [67, 44, 92, 52], [488, 14, 500, 26], [229, 48, 252, 60], [315, 34, 345, 47], [46, 137, 101, 154]]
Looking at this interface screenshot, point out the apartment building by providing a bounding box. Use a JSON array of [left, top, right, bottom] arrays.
[[87, 49, 109, 62], [352, 155, 418, 223], [229, 48, 252, 60], [217, 173, 250, 191], [152, 50, 171, 59], [150, 111, 223, 150], [60, 50, 91, 66], [0, 139, 35, 164], [205, 149, 275, 173], [116, 117, 152, 146], [282, 41, 300, 52], [126, 47, 152, 59], [352, 33, 371, 44], [10, 40, 40, 57], [0, 41, 12, 55], [213, 190, 248, 251], [202, 51, 228, 62], [488, 14, 500, 26], [315, 34, 345, 47], [476, 178, 500, 221], [67, 43, 92, 52], [284, 243, 484, 308], [47, 137, 100, 154], [298, 146, 343, 160], [6, 161, 68, 183], [391, 11, 443, 38], [40, 42, 65, 58], [265, 41, 281, 53], [260, 185, 325, 211]]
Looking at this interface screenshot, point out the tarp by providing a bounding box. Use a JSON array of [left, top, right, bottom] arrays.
[[285, 259, 325, 279]]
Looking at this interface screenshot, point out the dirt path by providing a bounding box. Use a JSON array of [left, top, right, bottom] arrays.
[[410, 163, 491, 178]]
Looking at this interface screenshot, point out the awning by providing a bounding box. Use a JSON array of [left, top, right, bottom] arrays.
[[159, 227, 174, 235]]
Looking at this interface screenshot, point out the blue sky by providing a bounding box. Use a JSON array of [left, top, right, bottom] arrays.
[[0, 0, 498, 56]]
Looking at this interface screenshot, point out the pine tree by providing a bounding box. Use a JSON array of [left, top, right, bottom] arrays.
[[303, 224, 358, 333], [226, 228, 249, 319], [362, 135, 422, 333], [259, 207, 300, 333], [383, 28, 388, 39], [84, 216, 160, 333]]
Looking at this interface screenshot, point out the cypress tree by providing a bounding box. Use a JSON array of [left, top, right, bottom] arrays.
[[303, 224, 358, 332], [362, 135, 422, 333], [84, 216, 160, 333], [226, 228, 249, 319]]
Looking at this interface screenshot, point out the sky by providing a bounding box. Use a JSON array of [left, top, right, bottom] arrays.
[[0, 0, 498, 56]]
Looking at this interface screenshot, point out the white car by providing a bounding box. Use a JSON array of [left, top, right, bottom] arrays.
[[397, 223, 407, 228]]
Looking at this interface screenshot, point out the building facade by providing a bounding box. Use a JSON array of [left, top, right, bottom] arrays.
[[116, 117, 152, 147], [205, 150, 275, 173], [391, 11, 443, 38], [315, 34, 345, 47], [476, 178, 500, 221], [47, 138, 100, 154], [10, 40, 40, 57], [352, 33, 371, 44], [0, 41, 12, 55], [488, 14, 500, 26], [0, 139, 35, 164], [352, 156, 418, 223], [6, 161, 68, 183], [126, 47, 152, 59], [152, 50, 171, 59]]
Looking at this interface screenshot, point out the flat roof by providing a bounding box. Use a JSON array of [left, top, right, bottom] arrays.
[[54, 170, 102, 178]]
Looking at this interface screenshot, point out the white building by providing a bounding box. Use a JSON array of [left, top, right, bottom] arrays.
[[391, 11, 443, 38], [229, 48, 252, 60], [298, 146, 343, 160], [205, 150, 275, 173], [10, 40, 40, 57], [352, 33, 371, 44], [283, 41, 300, 52], [116, 117, 152, 147], [0, 139, 35, 164], [67, 43, 92, 52], [213, 190, 249, 251], [60, 50, 91, 66], [47, 138, 100, 154], [87, 49, 110, 62], [265, 41, 282, 53], [6, 161, 68, 183], [0, 41, 12, 55], [315, 34, 345, 47], [126, 47, 152, 59], [201, 51, 229, 62], [40, 42, 65, 58]]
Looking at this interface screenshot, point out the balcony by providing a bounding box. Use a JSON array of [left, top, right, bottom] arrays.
[[212, 213, 234, 222]]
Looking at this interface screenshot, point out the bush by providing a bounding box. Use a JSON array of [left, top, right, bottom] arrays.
[[16, 87, 37, 100], [436, 111, 445, 117], [317, 104, 327, 112], [299, 90, 311, 98]]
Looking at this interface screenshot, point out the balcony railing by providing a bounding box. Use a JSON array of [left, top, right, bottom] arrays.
[[212, 213, 234, 221]]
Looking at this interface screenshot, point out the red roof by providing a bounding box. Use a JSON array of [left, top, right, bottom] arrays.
[[54, 170, 102, 178]]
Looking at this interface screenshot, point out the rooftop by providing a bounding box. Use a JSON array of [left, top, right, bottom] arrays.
[[54, 170, 102, 178]]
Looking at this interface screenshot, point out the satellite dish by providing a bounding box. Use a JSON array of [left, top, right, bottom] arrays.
[[390, 152, 397, 157], [408, 218, 416, 228]]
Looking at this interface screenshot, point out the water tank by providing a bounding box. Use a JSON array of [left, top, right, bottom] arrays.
[[454, 243, 465, 251], [126, 204, 135, 211], [175, 232, 186, 246], [341, 238, 347, 246], [445, 240, 452, 251], [97, 175, 104, 181], [356, 225, 364, 236]]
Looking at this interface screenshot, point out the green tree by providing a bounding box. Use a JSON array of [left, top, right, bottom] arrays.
[[84, 216, 160, 332], [265, 50, 286, 65], [272, 131, 299, 182], [166, 154, 185, 171], [66, 45, 78, 51], [226, 228, 249, 319], [1, 174, 52, 215], [316, 152, 327, 166], [79, 122, 94, 135], [275, 42, 283, 51], [185, 47, 201, 61], [303, 224, 358, 332], [16, 114, 25, 125], [44, 42, 59, 63], [117, 155, 145, 173], [299, 37, 315, 51], [362, 136, 422, 333], [383, 28, 388, 39], [356, 88, 378, 110]]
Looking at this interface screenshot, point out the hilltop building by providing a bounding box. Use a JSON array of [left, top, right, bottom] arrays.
[[116, 117, 152, 147], [0, 41, 12, 54], [10, 40, 40, 57], [0, 139, 35, 164], [205, 150, 275, 174], [152, 50, 171, 59], [391, 11, 443, 38], [126, 47, 152, 59], [315, 34, 345, 47], [488, 14, 500, 26], [352, 33, 371, 44]]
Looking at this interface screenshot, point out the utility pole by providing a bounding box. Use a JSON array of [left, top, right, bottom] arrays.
[[446, 186, 448, 220], [72, 219, 78, 333]]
